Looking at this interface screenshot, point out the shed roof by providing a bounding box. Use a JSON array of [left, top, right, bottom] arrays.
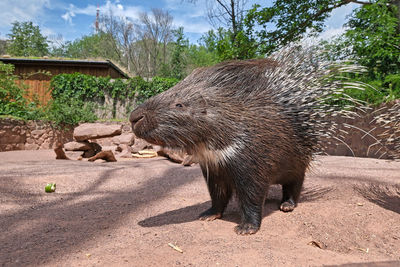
[[0, 58, 129, 79]]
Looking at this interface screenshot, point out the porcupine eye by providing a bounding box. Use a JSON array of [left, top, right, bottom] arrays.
[[175, 103, 184, 108]]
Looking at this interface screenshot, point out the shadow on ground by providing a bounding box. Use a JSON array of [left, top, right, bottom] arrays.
[[138, 183, 331, 228], [354, 183, 400, 214], [0, 159, 200, 266]]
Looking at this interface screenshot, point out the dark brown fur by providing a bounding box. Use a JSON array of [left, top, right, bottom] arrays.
[[130, 59, 314, 235]]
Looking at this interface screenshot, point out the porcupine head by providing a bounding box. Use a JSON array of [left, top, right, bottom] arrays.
[[129, 67, 256, 164]]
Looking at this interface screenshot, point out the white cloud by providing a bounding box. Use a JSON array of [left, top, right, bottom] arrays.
[[61, 1, 143, 24], [0, 0, 50, 26], [61, 3, 96, 24], [61, 4, 76, 24], [173, 18, 211, 34]]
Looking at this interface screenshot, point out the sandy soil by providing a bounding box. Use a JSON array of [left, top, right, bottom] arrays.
[[0, 150, 399, 267]]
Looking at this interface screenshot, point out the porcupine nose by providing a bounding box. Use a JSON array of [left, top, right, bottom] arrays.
[[129, 108, 144, 131]]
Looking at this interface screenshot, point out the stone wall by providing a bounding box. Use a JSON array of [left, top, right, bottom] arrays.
[[93, 92, 137, 120], [0, 118, 73, 151], [322, 103, 398, 160]]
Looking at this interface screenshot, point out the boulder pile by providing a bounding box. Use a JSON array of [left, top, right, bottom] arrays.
[[55, 122, 196, 165]]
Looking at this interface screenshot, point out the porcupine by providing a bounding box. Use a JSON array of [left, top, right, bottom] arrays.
[[129, 45, 366, 235], [369, 101, 400, 159]]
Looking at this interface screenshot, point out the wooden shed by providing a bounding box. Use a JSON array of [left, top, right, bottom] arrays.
[[0, 58, 129, 104]]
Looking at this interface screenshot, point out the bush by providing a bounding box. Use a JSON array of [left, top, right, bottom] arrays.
[[135, 76, 179, 103], [44, 98, 97, 126], [50, 73, 179, 105], [50, 73, 105, 101]]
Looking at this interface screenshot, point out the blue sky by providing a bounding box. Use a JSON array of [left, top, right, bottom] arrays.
[[0, 0, 358, 44]]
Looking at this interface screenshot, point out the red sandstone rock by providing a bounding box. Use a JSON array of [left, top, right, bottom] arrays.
[[66, 151, 85, 160], [54, 144, 70, 160], [131, 138, 153, 153], [112, 133, 135, 146], [116, 144, 133, 158], [88, 150, 117, 162], [73, 123, 122, 141], [64, 141, 92, 151]]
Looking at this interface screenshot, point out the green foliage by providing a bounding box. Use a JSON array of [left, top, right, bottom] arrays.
[[186, 44, 219, 68], [63, 33, 119, 60], [44, 98, 97, 126], [170, 27, 189, 79], [143, 76, 178, 99], [345, 0, 400, 77], [244, 1, 358, 54], [7, 21, 49, 57], [321, 0, 400, 105], [200, 27, 259, 61], [50, 73, 104, 100], [50, 73, 178, 106]]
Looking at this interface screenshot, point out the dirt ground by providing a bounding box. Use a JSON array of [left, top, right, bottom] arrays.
[[0, 150, 399, 267]]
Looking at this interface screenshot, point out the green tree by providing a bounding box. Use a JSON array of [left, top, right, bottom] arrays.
[[187, 44, 219, 69], [200, 27, 258, 61], [246, 0, 400, 54], [64, 33, 119, 60], [345, 0, 400, 77], [7, 21, 49, 57], [322, 0, 400, 103], [170, 27, 189, 79], [0, 40, 8, 55]]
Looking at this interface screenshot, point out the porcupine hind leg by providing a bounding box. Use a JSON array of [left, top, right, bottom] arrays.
[[199, 164, 232, 221], [280, 174, 305, 212]]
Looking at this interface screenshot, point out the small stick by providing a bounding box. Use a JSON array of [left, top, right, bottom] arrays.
[[168, 243, 183, 253]]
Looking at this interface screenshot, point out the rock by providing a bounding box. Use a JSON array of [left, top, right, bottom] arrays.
[[131, 137, 153, 153], [122, 124, 132, 131], [102, 145, 118, 153], [0, 135, 24, 144], [112, 133, 135, 146], [83, 149, 96, 158], [25, 143, 39, 150], [54, 144, 70, 160], [157, 148, 185, 164], [81, 142, 102, 158], [64, 141, 92, 151], [157, 147, 196, 166], [66, 151, 84, 160], [88, 150, 117, 162], [31, 129, 46, 136], [40, 141, 51, 149], [25, 138, 35, 144], [73, 123, 122, 141], [16, 144, 25, 150], [116, 144, 133, 158], [90, 142, 102, 152]]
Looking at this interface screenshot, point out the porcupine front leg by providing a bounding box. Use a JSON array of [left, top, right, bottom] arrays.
[[199, 164, 232, 221], [234, 174, 266, 235]]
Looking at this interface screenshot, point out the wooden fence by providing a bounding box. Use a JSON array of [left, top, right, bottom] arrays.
[[17, 80, 52, 105]]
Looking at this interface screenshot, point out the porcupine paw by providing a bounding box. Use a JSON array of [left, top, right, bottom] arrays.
[[279, 198, 296, 212], [234, 223, 259, 235], [199, 208, 222, 221]]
